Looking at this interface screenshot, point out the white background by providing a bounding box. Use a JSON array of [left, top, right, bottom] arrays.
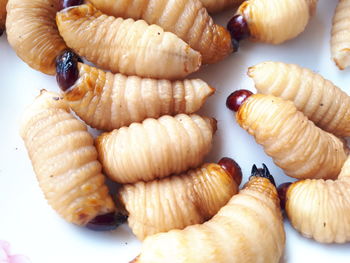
[[0, 0, 349, 262]]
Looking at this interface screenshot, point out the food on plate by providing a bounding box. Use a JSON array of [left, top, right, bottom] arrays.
[[96, 114, 216, 184], [132, 164, 285, 263], [248, 61, 350, 137], [0, 0, 7, 35], [119, 158, 241, 240], [279, 155, 350, 243], [88, 0, 233, 63], [20, 90, 115, 226], [56, 3, 201, 80], [226, 90, 347, 180], [331, 0, 350, 70], [6, 0, 67, 75], [199, 0, 244, 13], [56, 50, 215, 131]]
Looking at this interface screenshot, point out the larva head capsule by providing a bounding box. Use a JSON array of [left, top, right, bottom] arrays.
[[59, 0, 84, 11], [86, 212, 128, 231], [250, 164, 276, 187], [226, 15, 250, 50], [56, 49, 81, 92], [226, 89, 253, 112], [218, 157, 243, 186], [277, 182, 292, 210]]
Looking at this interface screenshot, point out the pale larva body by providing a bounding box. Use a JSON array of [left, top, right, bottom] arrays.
[[89, 0, 232, 64], [120, 163, 239, 240], [236, 0, 317, 44], [56, 4, 201, 80], [6, 0, 67, 75], [331, 0, 350, 70], [133, 176, 285, 263], [64, 63, 214, 131], [0, 0, 7, 33], [200, 0, 243, 13], [286, 156, 350, 243], [96, 114, 216, 184], [20, 91, 115, 225], [248, 62, 350, 137], [237, 94, 347, 180]]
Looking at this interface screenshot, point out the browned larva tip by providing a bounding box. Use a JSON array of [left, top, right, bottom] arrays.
[[277, 182, 292, 210], [218, 157, 243, 185]]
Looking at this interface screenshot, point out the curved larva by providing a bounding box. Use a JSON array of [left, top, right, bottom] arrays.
[[20, 90, 115, 225], [64, 63, 215, 131], [286, 156, 350, 243], [56, 3, 201, 80], [331, 0, 350, 70], [6, 0, 67, 75], [0, 0, 7, 33], [237, 94, 347, 180], [89, 0, 232, 64], [248, 62, 350, 137], [132, 176, 285, 263], [236, 0, 316, 44], [96, 114, 216, 184], [200, 0, 243, 13], [120, 163, 239, 240]]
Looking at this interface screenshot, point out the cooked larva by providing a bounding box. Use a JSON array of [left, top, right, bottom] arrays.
[[96, 114, 216, 184], [200, 0, 244, 13], [283, 155, 350, 243], [56, 3, 201, 80], [248, 61, 350, 137], [132, 166, 285, 263], [89, 0, 232, 64], [120, 161, 240, 240], [20, 90, 115, 225], [236, 94, 347, 180], [331, 0, 350, 70], [0, 0, 7, 34], [6, 0, 67, 75]]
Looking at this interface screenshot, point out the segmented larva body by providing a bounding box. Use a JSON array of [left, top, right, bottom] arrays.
[[56, 3, 201, 80], [248, 62, 350, 137], [120, 163, 239, 240], [96, 114, 216, 184], [200, 0, 244, 13], [237, 94, 347, 180], [20, 91, 115, 225], [89, 0, 232, 64], [133, 176, 285, 263], [64, 63, 215, 131], [236, 0, 317, 44], [0, 0, 7, 33], [285, 156, 350, 243], [6, 0, 67, 75], [331, 0, 350, 70]]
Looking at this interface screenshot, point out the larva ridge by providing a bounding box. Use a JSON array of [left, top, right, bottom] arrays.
[[89, 0, 232, 64], [237, 94, 347, 180], [96, 114, 216, 184], [133, 177, 284, 263], [248, 62, 350, 136], [64, 63, 215, 131], [56, 3, 201, 80], [199, 0, 244, 13], [331, 0, 350, 70], [20, 91, 115, 225], [6, 0, 67, 75], [120, 163, 238, 240]]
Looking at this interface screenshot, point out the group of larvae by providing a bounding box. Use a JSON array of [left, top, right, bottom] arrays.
[[0, 0, 348, 262]]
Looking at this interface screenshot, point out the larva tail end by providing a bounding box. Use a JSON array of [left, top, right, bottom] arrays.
[[250, 164, 276, 187]]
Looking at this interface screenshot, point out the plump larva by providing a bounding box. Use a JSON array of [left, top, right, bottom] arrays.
[[120, 162, 240, 240], [59, 61, 215, 131], [20, 90, 115, 225], [96, 114, 216, 184], [331, 0, 350, 70], [132, 166, 285, 263], [0, 0, 7, 35], [56, 3, 201, 80], [283, 156, 350, 243], [235, 93, 347, 180], [89, 0, 233, 63], [6, 0, 67, 75], [200, 0, 244, 13], [248, 61, 350, 137]]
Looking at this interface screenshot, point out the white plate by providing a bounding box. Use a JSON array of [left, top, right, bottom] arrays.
[[0, 1, 349, 262]]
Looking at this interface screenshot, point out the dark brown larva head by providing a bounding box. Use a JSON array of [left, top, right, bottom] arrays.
[[250, 164, 276, 187], [59, 0, 84, 11], [226, 15, 250, 50], [226, 89, 253, 112], [277, 182, 292, 210], [86, 212, 128, 231], [56, 49, 81, 92], [218, 157, 243, 186]]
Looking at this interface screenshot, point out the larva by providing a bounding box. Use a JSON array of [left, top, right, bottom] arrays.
[[230, 92, 347, 180], [96, 114, 216, 184], [0, 0, 7, 35], [20, 90, 115, 225], [331, 0, 350, 70], [281, 155, 350, 243], [248, 61, 350, 137], [120, 160, 241, 240], [6, 0, 67, 75], [56, 3, 201, 80], [56, 53, 214, 131], [132, 165, 285, 263], [89, 0, 233, 64], [200, 0, 244, 13]]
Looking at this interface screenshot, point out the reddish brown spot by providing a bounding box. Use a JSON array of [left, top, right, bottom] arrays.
[[218, 157, 243, 186], [86, 212, 127, 231], [226, 90, 253, 112], [277, 182, 292, 210], [56, 49, 81, 91], [227, 15, 250, 50]]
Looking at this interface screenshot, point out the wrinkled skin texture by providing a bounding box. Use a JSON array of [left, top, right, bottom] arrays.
[[200, 0, 244, 13]]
